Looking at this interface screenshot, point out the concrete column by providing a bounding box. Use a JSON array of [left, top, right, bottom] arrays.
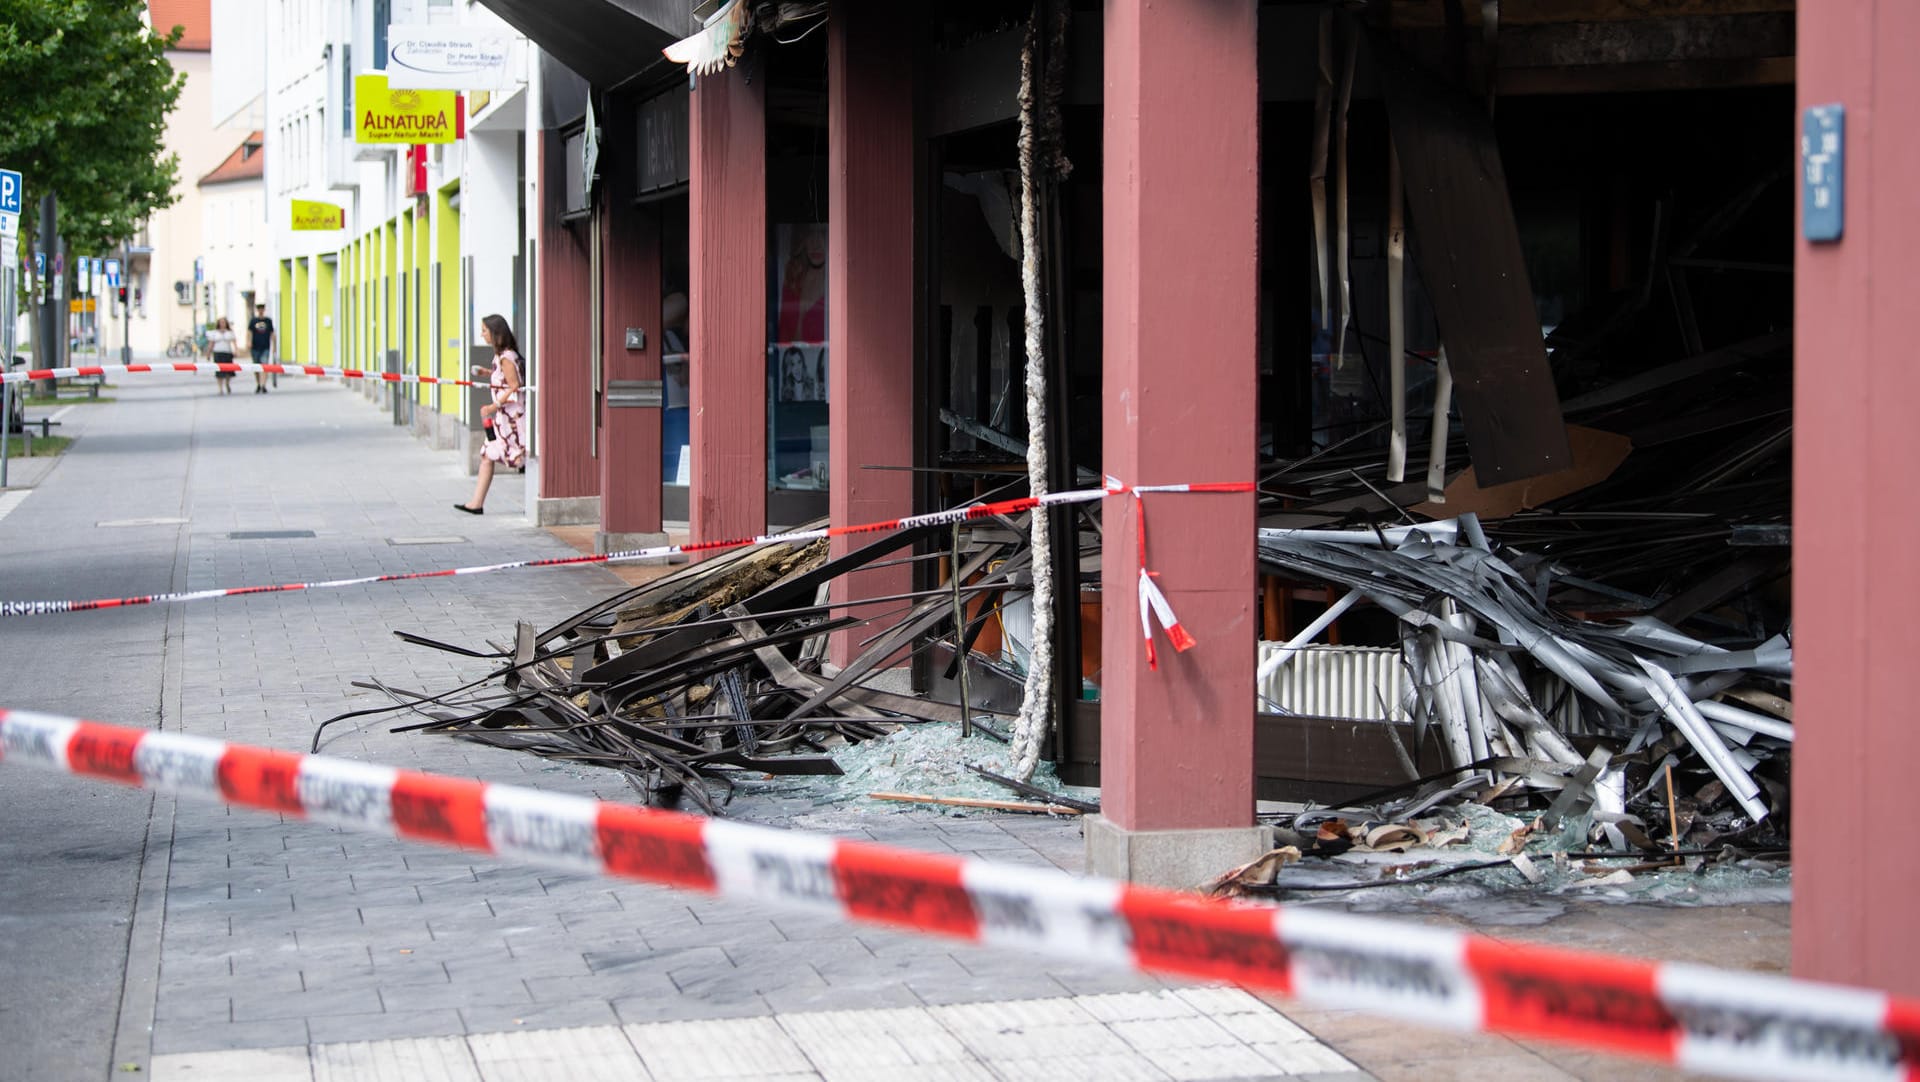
[[1086, 0, 1264, 888], [598, 194, 666, 550], [690, 68, 768, 547], [1793, 0, 1920, 997], [826, 0, 917, 668]]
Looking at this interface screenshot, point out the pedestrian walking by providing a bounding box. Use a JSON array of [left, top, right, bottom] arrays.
[[247, 304, 276, 394], [455, 314, 525, 515], [205, 318, 238, 395]]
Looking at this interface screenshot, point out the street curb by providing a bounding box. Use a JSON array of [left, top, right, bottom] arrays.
[[106, 400, 193, 1078]]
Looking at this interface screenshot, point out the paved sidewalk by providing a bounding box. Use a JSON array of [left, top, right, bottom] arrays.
[[151, 989, 1361, 1081], [0, 377, 1373, 1081]]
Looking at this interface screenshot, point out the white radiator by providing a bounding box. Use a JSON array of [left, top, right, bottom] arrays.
[[1256, 641, 1589, 732], [1256, 644, 1409, 721]]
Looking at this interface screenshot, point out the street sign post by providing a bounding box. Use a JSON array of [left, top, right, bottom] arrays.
[[1, 167, 21, 488], [0, 168, 20, 239]]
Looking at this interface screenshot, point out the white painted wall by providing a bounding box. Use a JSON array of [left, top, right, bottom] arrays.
[[128, 49, 225, 355], [198, 173, 274, 331], [210, 0, 267, 129]]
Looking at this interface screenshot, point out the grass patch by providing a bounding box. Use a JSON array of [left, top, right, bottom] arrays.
[[23, 394, 116, 405], [3, 434, 74, 458]]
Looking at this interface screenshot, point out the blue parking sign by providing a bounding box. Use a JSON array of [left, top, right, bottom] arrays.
[[0, 169, 21, 216]]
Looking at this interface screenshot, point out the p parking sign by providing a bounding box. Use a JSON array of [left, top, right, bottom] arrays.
[[0, 168, 22, 236]]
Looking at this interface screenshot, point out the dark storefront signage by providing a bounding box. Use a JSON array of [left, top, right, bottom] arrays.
[[638, 86, 691, 195]]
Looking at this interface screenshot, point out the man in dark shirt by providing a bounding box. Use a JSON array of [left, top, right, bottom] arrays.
[[247, 304, 276, 394]]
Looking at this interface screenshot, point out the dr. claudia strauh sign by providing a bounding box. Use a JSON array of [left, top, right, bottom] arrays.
[[383, 25, 517, 91]]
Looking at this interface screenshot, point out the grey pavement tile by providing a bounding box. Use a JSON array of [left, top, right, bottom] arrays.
[[294, 962, 392, 991], [459, 999, 622, 1035], [585, 946, 731, 977], [378, 979, 536, 1013], [523, 973, 677, 1002], [151, 1018, 312, 1056], [768, 916, 865, 942], [760, 983, 926, 1015], [670, 961, 832, 1003], [487, 891, 622, 918], [304, 1009, 468, 1045], [814, 950, 972, 986], [907, 976, 1076, 1007], [1043, 965, 1181, 997], [447, 951, 590, 983], [154, 992, 234, 1025], [236, 942, 371, 973], [356, 902, 433, 929], [555, 910, 647, 938], [645, 919, 787, 951], [161, 952, 235, 982], [614, 989, 775, 1026], [232, 987, 387, 1022]]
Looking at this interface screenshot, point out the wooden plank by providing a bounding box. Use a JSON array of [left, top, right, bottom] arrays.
[[1497, 55, 1793, 94], [1376, 35, 1572, 484], [1413, 424, 1633, 520], [1385, 0, 1795, 28], [1497, 13, 1793, 67]]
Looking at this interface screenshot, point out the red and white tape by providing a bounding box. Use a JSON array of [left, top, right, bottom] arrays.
[[0, 706, 1909, 1082], [1, 361, 486, 389], [0, 484, 1247, 647]]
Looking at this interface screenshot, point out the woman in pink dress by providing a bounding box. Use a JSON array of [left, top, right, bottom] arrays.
[[455, 314, 525, 514]]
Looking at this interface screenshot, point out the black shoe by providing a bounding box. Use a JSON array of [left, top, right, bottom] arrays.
[[454, 503, 483, 515]]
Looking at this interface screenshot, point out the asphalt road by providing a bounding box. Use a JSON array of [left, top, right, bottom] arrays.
[[0, 385, 197, 1081]]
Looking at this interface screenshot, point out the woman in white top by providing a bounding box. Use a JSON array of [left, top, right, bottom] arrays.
[[204, 318, 238, 395]]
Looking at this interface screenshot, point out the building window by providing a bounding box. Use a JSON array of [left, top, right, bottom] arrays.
[[768, 223, 828, 492]]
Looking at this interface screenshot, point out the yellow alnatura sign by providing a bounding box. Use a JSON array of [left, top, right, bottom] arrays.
[[354, 73, 459, 145], [291, 200, 346, 231]]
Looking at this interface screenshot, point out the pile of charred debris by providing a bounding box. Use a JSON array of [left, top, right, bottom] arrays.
[[1211, 343, 1794, 898], [314, 325, 1794, 902], [312, 517, 1081, 818]]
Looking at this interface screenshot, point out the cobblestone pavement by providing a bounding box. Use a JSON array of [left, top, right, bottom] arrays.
[[0, 377, 1373, 1081]]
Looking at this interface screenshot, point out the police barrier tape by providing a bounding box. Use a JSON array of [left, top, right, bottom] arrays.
[[0, 483, 1239, 665], [0, 706, 1910, 1082], [1, 361, 488, 389], [0, 490, 1108, 616]]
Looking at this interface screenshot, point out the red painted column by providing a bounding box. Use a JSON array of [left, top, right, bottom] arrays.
[[1793, 0, 1920, 997], [1099, 0, 1258, 832], [598, 190, 665, 542], [690, 68, 768, 548], [537, 130, 598, 502], [826, 0, 916, 668]]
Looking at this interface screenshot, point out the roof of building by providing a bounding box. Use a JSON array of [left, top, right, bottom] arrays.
[[199, 132, 265, 186], [149, 0, 212, 51]]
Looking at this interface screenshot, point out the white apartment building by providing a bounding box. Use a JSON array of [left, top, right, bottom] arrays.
[[195, 132, 273, 330], [128, 2, 227, 356], [221, 0, 530, 459]]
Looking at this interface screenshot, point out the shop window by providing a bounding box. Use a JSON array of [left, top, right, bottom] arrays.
[[661, 199, 691, 487], [768, 222, 828, 491]]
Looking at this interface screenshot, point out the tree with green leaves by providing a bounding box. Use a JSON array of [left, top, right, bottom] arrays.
[[0, 0, 185, 259]]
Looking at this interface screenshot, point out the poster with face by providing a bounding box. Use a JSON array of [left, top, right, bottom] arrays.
[[774, 223, 828, 347], [776, 344, 829, 402]]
